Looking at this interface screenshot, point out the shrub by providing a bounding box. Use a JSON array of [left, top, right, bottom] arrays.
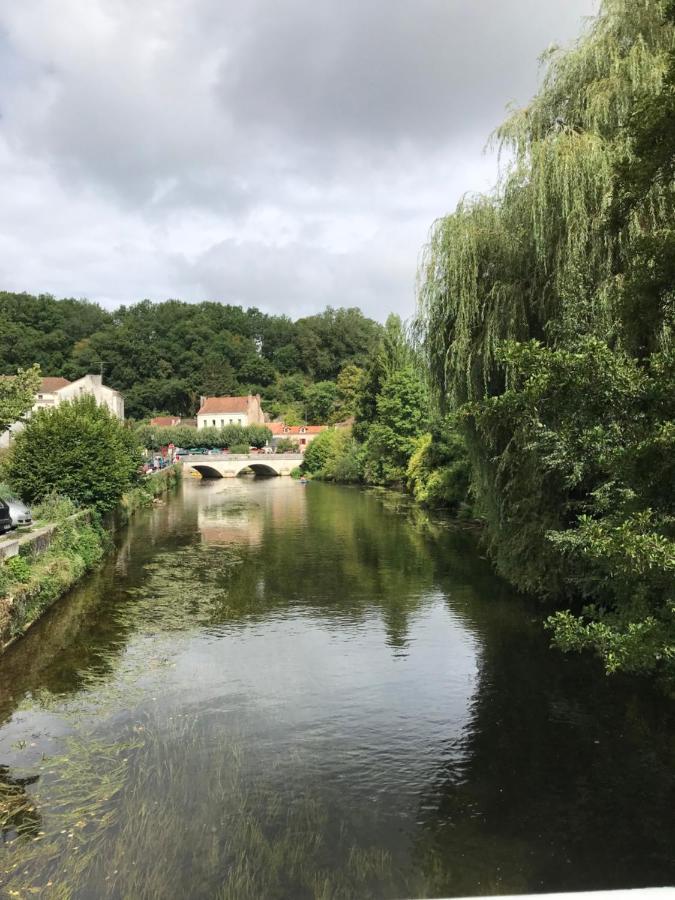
[[7, 396, 141, 513], [275, 438, 299, 453], [302, 430, 338, 474], [229, 443, 250, 454], [5, 555, 31, 583]]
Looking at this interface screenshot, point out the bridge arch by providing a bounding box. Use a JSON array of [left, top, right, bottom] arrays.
[[191, 464, 225, 479], [234, 462, 279, 477]]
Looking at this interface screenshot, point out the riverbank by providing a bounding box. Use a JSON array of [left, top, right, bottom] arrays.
[[0, 465, 182, 649]]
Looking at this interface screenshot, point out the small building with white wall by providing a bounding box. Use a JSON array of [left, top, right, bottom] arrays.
[[0, 374, 124, 448], [196, 395, 265, 430]]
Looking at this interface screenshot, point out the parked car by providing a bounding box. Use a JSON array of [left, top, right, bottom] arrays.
[[0, 499, 12, 535], [0, 494, 32, 529], [7, 497, 32, 528]]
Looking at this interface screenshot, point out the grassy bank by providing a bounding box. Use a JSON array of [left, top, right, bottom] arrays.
[[116, 464, 182, 525], [0, 466, 182, 648]]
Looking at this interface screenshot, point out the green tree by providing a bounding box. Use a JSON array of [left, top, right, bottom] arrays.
[[304, 381, 338, 424], [331, 364, 366, 423], [302, 430, 338, 474], [275, 437, 299, 453], [363, 367, 429, 484], [415, 0, 675, 679], [0, 365, 40, 433], [8, 397, 141, 512]]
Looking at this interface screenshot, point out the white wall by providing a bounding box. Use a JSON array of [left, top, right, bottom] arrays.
[[197, 413, 248, 429]]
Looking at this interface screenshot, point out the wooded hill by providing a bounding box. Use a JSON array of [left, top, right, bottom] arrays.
[[0, 294, 381, 422]]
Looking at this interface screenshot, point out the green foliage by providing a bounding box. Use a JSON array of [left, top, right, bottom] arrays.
[[0, 365, 41, 432], [135, 424, 272, 451], [304, 381, 338, 424], [363, 366, 429, 485], [331, 364, 366, 423], [407, 420, 473, 513], [7, 397, 141, 512], [415, 0, 675, 680], [5, 555, 31, 583], [302, 430, 339, 475], [301, 429, 362, 482], [275, 438, 299, 454], [0, 295, 381, 420], [324, 432, 364, 483], [229, 443, 250, 454], [0, 513, 106, 637]]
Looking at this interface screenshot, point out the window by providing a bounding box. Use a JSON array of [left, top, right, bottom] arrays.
[[212, 419, 216, 427], [230, 418, 234, 424], [220, 419, 224, 427], [300, 427, 306, 433]]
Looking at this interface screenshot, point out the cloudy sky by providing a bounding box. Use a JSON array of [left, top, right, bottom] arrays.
[[0, 0, 598, 321]]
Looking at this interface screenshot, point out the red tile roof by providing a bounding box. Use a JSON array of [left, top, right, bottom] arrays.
[[40, 377, 71, 392], [269, 423, 328, 435], [150, 416, 182, 427], [198, 396, 250, 415]]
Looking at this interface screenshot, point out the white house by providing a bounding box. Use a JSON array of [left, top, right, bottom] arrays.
[[196, 395, 265, 430], [0, 374, 124, 448]]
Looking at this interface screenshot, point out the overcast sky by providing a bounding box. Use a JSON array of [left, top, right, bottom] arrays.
[[0, 0, 598, 321]]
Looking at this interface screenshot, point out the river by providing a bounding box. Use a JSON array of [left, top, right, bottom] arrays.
[[0, 477, 673, 898]]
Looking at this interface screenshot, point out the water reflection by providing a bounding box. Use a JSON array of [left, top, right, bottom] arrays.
[[0, 479, 672, 898]]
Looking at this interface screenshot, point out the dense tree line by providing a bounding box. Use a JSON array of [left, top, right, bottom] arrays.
[[0, 294, 381, 421]]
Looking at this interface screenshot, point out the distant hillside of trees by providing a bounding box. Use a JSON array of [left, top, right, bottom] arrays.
[[0, 293, 382, 421]]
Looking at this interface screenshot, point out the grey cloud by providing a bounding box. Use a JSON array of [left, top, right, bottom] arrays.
[[0, 0, 598, 319], [218, 0, 595, 149]]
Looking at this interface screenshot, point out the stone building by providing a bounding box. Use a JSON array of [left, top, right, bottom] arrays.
[[196, 395, 265, 430]]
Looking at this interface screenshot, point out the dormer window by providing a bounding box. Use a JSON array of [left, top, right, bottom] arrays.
[[283, 426, 290, 433], [299, 427, 307, 433]]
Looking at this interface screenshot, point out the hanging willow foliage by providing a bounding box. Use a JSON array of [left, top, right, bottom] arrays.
[[417, 0, 674, 409], [415, 0, 675, 677]]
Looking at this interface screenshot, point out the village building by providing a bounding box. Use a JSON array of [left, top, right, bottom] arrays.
[[0, 374, 124, 448], [268, 422, 328, 452], [149, 416, 183, 428], [196, 395, 265, 430]]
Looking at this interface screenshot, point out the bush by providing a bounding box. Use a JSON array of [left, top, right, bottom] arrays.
[[302, 430, 338, 474], [275, 438, 299, 453], [7, 397, 141, 513], [135, 423, 272, 451], [229, 443, 250, 454], [5, 555, 31, 583], [407, 423, 472, 513]]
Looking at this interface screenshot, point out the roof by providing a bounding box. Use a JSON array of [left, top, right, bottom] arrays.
[[150, 416, 181, 427], [197, 396, 251, 415], [269, 423, 328, 435], [39, 377, 71, 392]]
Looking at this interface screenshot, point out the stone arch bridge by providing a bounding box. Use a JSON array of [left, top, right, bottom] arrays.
[[180, 453, 303, 478]]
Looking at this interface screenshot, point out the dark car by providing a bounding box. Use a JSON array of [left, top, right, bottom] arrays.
[[0, 499, 12, 535]]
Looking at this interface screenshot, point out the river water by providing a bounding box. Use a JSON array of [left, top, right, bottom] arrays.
[[0, 478, 673, 898]]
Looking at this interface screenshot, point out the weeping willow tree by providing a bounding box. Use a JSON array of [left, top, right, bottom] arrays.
[[416, 0, 675, 681]]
